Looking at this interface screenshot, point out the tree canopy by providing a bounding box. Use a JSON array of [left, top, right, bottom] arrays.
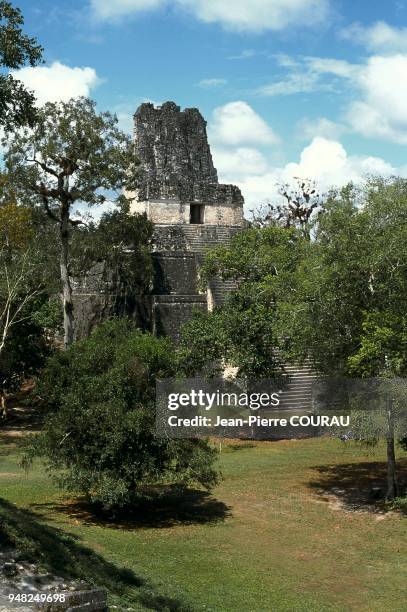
[[26, 319, 219, 509], [181, 177, 407, 499], [0, 1, 43, 129], [3, 96, 141, 348]]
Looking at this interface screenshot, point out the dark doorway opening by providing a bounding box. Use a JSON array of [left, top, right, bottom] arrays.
[[190, 204, 205, 224]]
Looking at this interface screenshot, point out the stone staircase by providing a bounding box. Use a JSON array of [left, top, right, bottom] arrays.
[[176, 225, 241, 253], [181, 225, 241, 306], [208, 277, 237, 306], [278, 360, 319, 411]]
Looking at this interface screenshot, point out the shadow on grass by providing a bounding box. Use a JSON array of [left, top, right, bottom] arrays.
[[308, 458, 407, 514], [31, 486, 231, 530], [224, 443, 257, 452], [0, 498, 194, 611]]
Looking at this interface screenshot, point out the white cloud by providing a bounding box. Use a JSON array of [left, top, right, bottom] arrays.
[[259, 52, 407, 144], [198, 78, 227, 88], [305, 54, 407, 144], [209, 101, 279, 147], [91, 0, 165, 20], [90, 0, 331, 32], [11, 61, 101, 105], [341, 21, 407, 54], [214, 137, 398, 212], [305, 56, 358, 78], [178, 0, 330, 32], [258, 72, 320, 96], [212, 147, 268, 177], [281, 137, 395, 186], [346, 54, 407, 143], [259, 55, 358, 97]]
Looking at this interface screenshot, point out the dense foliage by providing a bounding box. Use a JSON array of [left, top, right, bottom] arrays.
[[181, 177, 407, 499], [274, 179, 407, 377], [0, 180, 60, 402], [180, 225, 307, 377], [26, 319, 218, 509], [3, 96, 141, 348], [70, 206, 154, 307], [0, 1, 43, 130]]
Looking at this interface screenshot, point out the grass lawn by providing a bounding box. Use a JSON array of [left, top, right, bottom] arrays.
[[0, 434, 406, 611]]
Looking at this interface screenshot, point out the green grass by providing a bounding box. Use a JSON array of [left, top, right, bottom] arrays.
[[1, 434, 406, 611]]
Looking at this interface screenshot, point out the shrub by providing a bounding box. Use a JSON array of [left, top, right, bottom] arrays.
[[25, 319, 218, 509]]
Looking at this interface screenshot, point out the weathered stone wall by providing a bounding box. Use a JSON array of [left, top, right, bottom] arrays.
[[132, 197, 244, 226], [148, 224, 242, 340], [128, 101, 245, 228], [152, 295, 207, 340], [134, 101, 218, 188], [72, 260, 151, 341]]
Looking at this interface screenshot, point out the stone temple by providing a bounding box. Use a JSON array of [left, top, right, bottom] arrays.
[[126, 101, 246, 340], [73, 101, 245, 341]]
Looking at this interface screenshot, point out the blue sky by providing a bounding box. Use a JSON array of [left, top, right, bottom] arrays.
[[10, 0, 407, 209]]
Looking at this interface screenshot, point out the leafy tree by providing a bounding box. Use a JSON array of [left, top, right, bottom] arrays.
[[182, 177, 407, 500], [25, 319, 218, 509], [0, 1, 43, 130], [0, 201, 38, 356], [0, 189, 59, 417], [3, 97, 140, 348], [70, 206, 154, 313], [275, 178, 407, 499], [179, 226, 307, 377]]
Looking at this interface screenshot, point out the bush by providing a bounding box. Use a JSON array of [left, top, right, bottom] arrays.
[[25, 319, 218, 509]]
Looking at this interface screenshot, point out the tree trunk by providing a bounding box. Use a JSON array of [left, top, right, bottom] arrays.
[[386, 401, 398, 500], [60, 202, 74, 350], [0, 388, 7, 420]]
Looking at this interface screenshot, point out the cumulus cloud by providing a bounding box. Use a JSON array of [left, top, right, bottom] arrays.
[[341, 21, 407, 54], [209, 101, 279, 147], [211, 147, 268, 177], [280, 137, 395, 186], [212, 136, 398, 212], [345, 54, 407, 144], [90, 0, 331, 32], [11, 61, 101, 105]]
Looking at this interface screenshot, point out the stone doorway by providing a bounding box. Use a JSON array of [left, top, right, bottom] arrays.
[[190, 204, 205, 224]]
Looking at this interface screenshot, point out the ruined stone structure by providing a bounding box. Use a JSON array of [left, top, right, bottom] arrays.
[[127, 101, 246, 340], [72, 100, 318, 414]]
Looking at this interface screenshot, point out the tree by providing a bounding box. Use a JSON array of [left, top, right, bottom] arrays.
[[179, 225, 307, 377], [183, 177, 407, 501], [0, 1, 43, 130], [70, 206, 154, 310], [24, 319, 218, 510], [275, 178, 407, 500], [3, 97, 140, 348], [0, 192, 57, 417], [250, 178, 322, 236]]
